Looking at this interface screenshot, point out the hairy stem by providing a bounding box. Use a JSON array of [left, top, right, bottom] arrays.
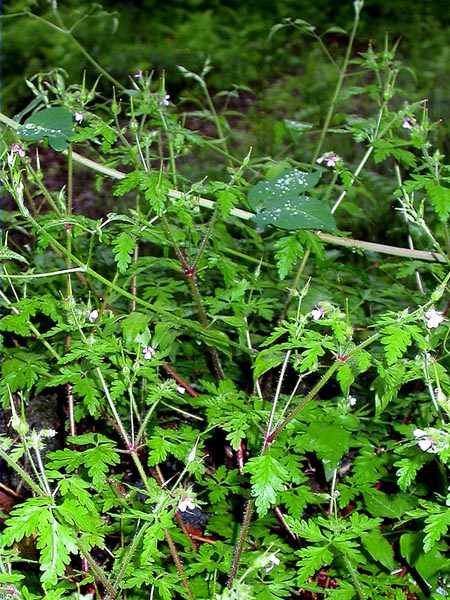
[[226, 499, 255, 588]]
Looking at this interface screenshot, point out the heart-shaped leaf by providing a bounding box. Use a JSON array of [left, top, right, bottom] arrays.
[[253, 195, 336, 231], [17, 107, 74, 151], [248, 168, 336, 232], [248, 168, 322, 212]]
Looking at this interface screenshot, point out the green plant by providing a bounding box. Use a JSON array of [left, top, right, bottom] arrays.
[[0, 2, 449, 599]]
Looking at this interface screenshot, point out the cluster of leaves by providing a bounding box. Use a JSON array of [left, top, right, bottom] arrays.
[[0, 4, 449, 600]]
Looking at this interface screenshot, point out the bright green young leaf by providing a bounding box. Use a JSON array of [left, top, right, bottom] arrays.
[[17, 107, 74, 151], [253, 349, 285, 380], [244, 454, 288, 516], [296, 546, 333, 582], [112, 232, 135, 273], [426, 182, 450, 222], [121, 311, 151, 344], [423, 510, 450, 552], [274, 234, 304, 280], [300, 422, 351, 467]]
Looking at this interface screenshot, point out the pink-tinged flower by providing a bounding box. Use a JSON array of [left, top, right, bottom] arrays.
[[143, 346, 156, 360], [412, 427, 449, 454], [7, 143, 26, 166], [311, 305, 325, 321], [134, 69, 143, 79], [160, 94, 170, 107], [74, 112, 83, 124], [88, 309, 99, 323], [11, 143, 26, 157], [178, 495, 196, 513], [402, 117, 415, 130], [316, 152, 341, 168], [425, 307, 445, 329]]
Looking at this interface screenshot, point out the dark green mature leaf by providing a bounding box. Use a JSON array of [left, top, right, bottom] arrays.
[[253, 195, 336, 231], [17, 107, 74, 151], [363, 489, 415, 518], [361, 530, 396, 570], [248, 169, 321, 210], [248, 168, 335, 232]]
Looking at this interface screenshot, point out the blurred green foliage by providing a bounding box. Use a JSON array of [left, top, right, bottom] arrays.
[[3, 0, 449, 121]]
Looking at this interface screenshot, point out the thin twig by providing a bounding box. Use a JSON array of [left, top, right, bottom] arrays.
[[0, 111, 445, 263]]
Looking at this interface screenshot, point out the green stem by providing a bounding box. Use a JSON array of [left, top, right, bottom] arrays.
[[66, 146, 74, 298], [227, 332, 380, 588], [49, 8, 125, 91], [186, 274, 225, 379], [192, 208, 219, 269], [226, 499, 255, 588], [279, 248, 311, 322], [281, 4, 361, 324], [312, 3, 361, 163], [342, 552, 366, 600], [0, 446, 45, 497], [202, 82, 230, 158], [95, 366, 194, 599], [81, 548, 118, 598], [113, 522, 149, 591]]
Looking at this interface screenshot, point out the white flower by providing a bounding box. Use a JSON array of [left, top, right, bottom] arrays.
[[402, 117, 415, 130], [316, 152, 341, 168], [74, 112, 83, 124], [425, 307, 445, 329], [348, 395, 357, 407], [88, 309, 99, 323], [41, 429, 57, 438], [143, 346, 156, 360], [177, 385, 186, 394], [263, 553, 280, 574], [413, 427, 449, 454], [178, 495, 197, 513], [160, 94, 170, 107], [311, 305, 325, 320], [134, 69, 143, 79], [186, 446, 196, 463], [29, 430, 43, 449]]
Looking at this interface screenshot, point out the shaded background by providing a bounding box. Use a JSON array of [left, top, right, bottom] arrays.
[[2, 0, 450, 121]]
